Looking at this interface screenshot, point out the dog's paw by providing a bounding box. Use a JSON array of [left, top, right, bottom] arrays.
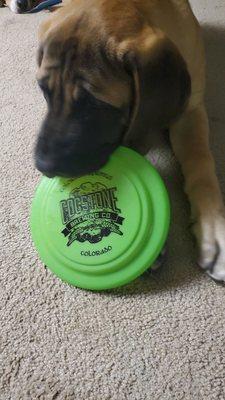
[[193, 212, 225, 281]]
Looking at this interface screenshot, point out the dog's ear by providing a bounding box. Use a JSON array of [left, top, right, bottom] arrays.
[[116, 27, 191, 153]]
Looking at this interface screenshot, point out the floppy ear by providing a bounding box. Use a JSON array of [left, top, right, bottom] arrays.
[[119, 27, 191, 153]]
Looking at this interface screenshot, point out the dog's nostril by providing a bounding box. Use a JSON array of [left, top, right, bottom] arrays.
[[17, 0, 28, 10]]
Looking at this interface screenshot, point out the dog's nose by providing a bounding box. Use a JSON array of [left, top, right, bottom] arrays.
[[36, 158, 57, 178], [17, 0, 28, 11]]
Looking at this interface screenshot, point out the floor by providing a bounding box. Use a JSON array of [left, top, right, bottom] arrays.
[[1, 1, 225, 399]]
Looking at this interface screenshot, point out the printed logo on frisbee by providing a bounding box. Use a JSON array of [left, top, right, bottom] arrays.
[[60, 181, 124, 247]]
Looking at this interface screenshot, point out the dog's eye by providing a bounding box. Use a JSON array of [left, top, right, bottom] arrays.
[[81, 80, 98, 93], [72, 79, 97, 100], [38, 79, 52, 101]]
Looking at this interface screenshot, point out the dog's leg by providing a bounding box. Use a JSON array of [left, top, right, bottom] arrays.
[[170, 104, 225, 281]]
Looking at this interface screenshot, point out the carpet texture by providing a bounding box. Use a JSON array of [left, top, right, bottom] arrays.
[[1, 1, 225, 399]]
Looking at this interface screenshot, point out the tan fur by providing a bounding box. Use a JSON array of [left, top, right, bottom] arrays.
[[37, 0, 225, 280]]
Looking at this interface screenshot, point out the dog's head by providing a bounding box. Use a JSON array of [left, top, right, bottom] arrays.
[[6, 0, 39, 13], [35, 4, 191, 178]]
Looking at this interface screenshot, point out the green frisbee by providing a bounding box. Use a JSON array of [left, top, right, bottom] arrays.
[[30, 146, 170, 290]]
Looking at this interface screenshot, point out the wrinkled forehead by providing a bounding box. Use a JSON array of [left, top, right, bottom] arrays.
[[37, 25, 132, 108], [37, 35, 102, 84], [38, 13, 101, 69], [37, 38, 74, 73]]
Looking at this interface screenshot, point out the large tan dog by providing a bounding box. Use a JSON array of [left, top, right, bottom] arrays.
[[35, 0, 225, 281]]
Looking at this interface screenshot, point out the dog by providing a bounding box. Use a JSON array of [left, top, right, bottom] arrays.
[[35, 0, 225, 282], [1, 0, 39, 13]]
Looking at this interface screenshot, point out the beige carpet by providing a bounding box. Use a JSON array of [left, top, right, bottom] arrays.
[[1, 2, 225, 399]]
